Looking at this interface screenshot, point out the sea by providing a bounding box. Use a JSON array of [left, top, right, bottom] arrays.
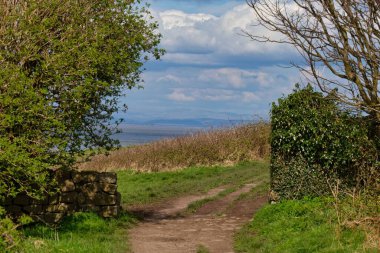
[[112, 124, 205, 146]]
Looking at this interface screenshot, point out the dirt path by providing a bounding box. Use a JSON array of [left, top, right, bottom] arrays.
[[128, 183, 267, 253]]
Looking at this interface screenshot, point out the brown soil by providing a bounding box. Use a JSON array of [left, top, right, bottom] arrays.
[[128, 184, 267, 253]]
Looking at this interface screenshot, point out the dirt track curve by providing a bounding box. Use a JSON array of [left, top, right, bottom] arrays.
[[127, 183, 267, 253]]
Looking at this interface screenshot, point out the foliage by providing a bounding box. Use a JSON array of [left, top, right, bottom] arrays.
[[270, 84, 377, 199], [0, 0, 163, 200], [234, 198, 376, 253], [0, 207, 33, 252], [0, 207, 18, 251], [270, 156, 331, 200], [79, 123, 270, 172]]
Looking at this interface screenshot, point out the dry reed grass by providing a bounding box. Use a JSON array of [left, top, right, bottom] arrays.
[[77, 122, 270, 172]]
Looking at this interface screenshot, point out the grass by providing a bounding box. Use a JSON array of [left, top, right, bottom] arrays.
[[17, 161, 269, 253], [234, 197, 378, 253], [16, 122, 270, 252], [186, 188, 236, 214], [18, 212, 135, 253], [234, 180, 269, 202], [78, 122, 270, 172], [117, 161, 269, 206], [186, 168, 271, 214], [196, 244, 211, 253]]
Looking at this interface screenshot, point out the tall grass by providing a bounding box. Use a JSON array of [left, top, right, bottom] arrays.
[[78, 123, 270, 172]]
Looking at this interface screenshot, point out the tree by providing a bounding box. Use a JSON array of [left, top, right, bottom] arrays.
[[0, 0, 163, 200], [246, 0, 380, 137]]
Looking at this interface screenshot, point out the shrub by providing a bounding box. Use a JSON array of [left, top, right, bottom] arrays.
[[270, 84, 377, 199], [0, 0, 162, 204], [0, 206, 27, 252]]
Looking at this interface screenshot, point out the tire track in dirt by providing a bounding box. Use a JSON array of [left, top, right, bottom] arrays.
[[128, 183, 267, 253]]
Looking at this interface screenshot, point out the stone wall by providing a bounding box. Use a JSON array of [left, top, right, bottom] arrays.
[[1, 171, 121, 224]]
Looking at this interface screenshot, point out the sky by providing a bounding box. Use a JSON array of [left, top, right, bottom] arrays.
[[120, 0, 305, 123]]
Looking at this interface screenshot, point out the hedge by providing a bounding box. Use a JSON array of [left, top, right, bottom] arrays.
[[270, 84, 377, 199]]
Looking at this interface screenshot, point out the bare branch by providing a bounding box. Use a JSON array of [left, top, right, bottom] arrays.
[[246, 0, 380, 125]]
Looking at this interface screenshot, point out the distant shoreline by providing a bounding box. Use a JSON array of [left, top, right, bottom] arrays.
[[113, 124, 205, 146]]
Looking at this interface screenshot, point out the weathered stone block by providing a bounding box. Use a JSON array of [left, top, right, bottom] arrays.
[[64, 204, 76, 213], [78, 204, 100, 212], [31, 195, 50, 205], [46, 203, 72, 213], [116, 192, 121, 205], [60, 192, 77, 203], [99, 205, 119, 218], [77, 192, 86, 204], [99, 182, 117, 194], [61, 180, 75, 192], [55, 169, 73, 182], [23, 205, 43, 214], [48, 195, 60, 204], [98, 172, 117, 184], [73, 171, 98, 183], [6, 205, 22, 214], [94, 193, 117, 206], [13, 194, 32, 206], [81, 183, 100, 195], [40, 213, 65, 224], [2, 197, 13, 205], [46, 204, 59, 213]]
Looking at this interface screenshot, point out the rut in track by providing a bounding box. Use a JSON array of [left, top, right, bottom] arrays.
[[128, 183, 267, 253]]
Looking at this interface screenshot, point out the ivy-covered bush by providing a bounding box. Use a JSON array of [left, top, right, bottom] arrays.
[[271, 84, 377, 199]]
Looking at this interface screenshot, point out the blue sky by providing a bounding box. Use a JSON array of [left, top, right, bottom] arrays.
[[120, 0, 304, 123]]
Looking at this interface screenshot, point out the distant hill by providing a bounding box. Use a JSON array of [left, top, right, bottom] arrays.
[[123, 118, 254, 128]]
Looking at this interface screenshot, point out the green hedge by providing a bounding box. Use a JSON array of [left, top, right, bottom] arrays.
[[270, 84, 377, 199]]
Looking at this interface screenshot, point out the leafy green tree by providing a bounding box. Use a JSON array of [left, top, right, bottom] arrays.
[[0, 0, 163, 200]]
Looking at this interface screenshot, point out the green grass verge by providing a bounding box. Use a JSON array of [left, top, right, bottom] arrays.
[[117, 161, 269, 206], [18, 212, 135, 253], [18, 161, 268, 253], [234, 198, 376, 253]]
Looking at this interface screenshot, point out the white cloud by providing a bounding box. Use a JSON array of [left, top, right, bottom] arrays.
[[168, 90, 195, 102], [124, 3, 305, 121], [167, 88, 234, 102], [163, 53, 218, 65], [157, 74, 182, 84], [198, 67, 294, 89], [197, 89, 236, 101], [160, 10, 216, 29], [199, 68, 246, 88], [242, 92, 259, 102], [153, 4, 295, 63], [167, 88, 262, 103]]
